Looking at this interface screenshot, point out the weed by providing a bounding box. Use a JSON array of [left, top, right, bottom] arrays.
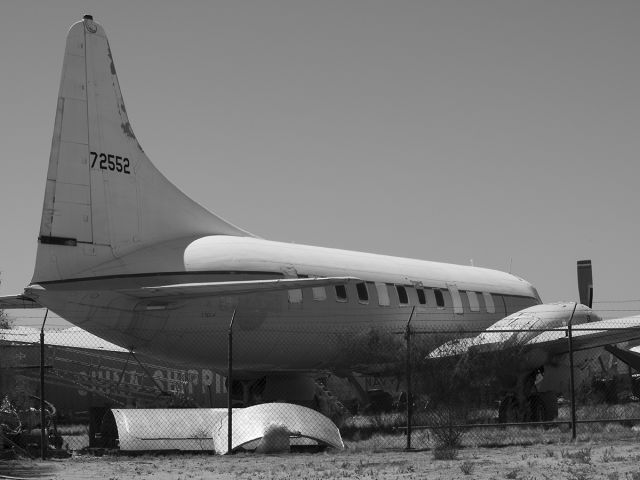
[[568, 472, 590, 480], [627, 472, 640, 480], [606, 473, 620, 480], [396, 464, 415, 474], [430, 417, 464, 461], [561, 447, 592, 464], [460, 461, 474, 475], [431, 424, 464, 449], [433, 445, 458, 460], [545, 448, 555, 458], [505, 468, 520, 479], [602, 447, 626, 463]]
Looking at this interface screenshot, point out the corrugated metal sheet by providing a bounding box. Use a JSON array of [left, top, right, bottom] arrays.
[[112, 408, 229, 451], [111, 404, 344, 453], [212, 403, 344, 453]]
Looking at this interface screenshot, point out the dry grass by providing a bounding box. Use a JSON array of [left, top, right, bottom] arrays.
[[2, 442, 640, 479], [40, 407, 640, 479]]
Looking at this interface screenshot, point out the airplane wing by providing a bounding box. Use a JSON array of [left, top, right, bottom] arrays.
[[0, 294, 42, 309], [525, 315, 640, 356], [119, 276, 361, 299], [605, 344, 640, 371], [430, 314, 640, 360], [0, 326, 127, 352]]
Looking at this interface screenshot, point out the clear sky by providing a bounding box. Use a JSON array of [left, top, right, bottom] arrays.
[[1, 1, 640, 327]]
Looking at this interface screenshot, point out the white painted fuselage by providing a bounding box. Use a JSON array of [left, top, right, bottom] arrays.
[[28, 235, 540, 373]]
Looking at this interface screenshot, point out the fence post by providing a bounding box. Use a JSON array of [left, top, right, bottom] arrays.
[[405, 306, 415, 450], [39, 309, 49, 460], [567, 302, 578, 441], [227, 309, 236, 454]]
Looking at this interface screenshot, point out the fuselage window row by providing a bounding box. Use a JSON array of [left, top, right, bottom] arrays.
[[289, 282, 501, 314]]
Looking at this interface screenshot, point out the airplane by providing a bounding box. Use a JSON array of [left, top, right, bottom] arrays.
[[2, 15, 639, 420]]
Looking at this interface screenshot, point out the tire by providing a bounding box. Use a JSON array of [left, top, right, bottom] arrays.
[[498, 395, 519, 423]]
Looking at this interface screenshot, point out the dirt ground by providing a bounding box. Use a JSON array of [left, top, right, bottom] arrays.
[[1, 441, 639, 480]]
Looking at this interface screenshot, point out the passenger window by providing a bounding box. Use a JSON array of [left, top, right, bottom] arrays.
[[448, 284, 464, 314], [396, 286, 409, 305], [356, 282, 369, 303], [482, 292, 496, 313], [467, 291, 480, 312], [375, 283, 390, 306], [434, 289, 445, 308], [416, 288, 426, 305], [335, 285, 348, 302], [288, 289, 303, 304], [312, 286, 326, 301]]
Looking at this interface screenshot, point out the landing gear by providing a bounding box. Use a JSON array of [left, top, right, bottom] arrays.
[[498, 394, 519, 423], [498, 391, 557, 423], [497, 366, 558, 423]]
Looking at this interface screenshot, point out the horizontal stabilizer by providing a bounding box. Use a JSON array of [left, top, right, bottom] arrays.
[[120, 277, 361, 299], [0, 295, 42, 309]]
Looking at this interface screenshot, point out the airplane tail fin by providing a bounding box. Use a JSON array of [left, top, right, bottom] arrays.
[[33, 15, 251, 283]]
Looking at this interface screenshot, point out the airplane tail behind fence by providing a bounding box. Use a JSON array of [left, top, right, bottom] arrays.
[[33, 16, 251, 284]]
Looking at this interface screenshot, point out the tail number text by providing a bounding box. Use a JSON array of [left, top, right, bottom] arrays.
[[90, 151, 131, 174]]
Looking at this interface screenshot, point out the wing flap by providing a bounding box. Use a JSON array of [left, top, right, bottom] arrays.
[[119, 277, 361, 299]]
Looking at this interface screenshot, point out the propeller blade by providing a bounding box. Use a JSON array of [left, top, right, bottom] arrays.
[[577, 259, 593, 308]]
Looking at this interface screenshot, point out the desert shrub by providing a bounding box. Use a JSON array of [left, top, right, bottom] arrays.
[[601, 446, 626, 463], [561, 446, 592, 464], [433, 444, 458, 460], [459, 460, 474, 475]]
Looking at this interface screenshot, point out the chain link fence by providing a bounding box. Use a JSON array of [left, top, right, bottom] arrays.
[[1, 304, 639, 456]]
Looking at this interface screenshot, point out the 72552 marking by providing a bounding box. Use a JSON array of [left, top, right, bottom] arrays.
[[90, 151, 131, 174]]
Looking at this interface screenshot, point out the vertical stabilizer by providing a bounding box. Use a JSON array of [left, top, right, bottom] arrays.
[[33, 16, 251, 283]]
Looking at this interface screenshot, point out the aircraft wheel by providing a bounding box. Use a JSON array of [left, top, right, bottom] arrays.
[[498, 395, 519, 423], [526, 394, 546, 422], [537, 391, 558, 421]]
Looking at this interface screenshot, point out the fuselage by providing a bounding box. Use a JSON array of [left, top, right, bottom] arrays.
[[21, 17, 540, 377], [28, 236, 541, 374]]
